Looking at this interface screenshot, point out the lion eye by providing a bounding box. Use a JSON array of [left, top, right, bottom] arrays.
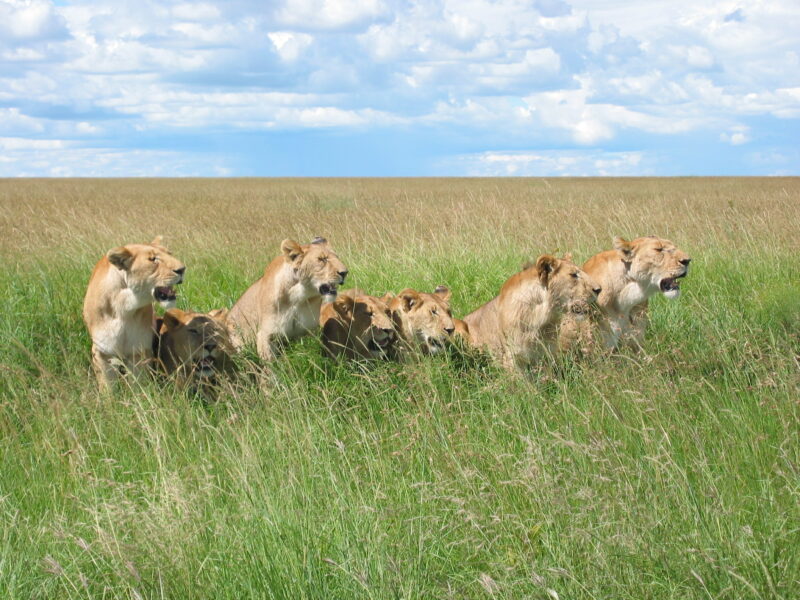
[[431, 308, 438, 315], [655, 247, 664, 252], [571, 272, 579, 279], [149, 256, 159, 262], [319, 256, 327, 263]]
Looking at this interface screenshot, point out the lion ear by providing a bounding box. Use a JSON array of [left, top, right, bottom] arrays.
[[562, 252, 573, 262], [333, 294, 355, 317], [398, 289, 420, 311], [433, 285, 451, 302], [535, 254, 559, 287], [310, 236, 327, 245], [150, 235, 164, 247], [163, 308, 188, 330], [613, 237, 634, 261], [107, 246, 133, 271], [380, 292, 394, 304], [281, 239, 304, 263], [208, 308, 228, 322]]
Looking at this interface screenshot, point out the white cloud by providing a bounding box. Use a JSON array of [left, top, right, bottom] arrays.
[[0, 0, 69, 42], [450, 150, 649, 176], [273, 0, 391, 32], [0, 0, 796, 175]]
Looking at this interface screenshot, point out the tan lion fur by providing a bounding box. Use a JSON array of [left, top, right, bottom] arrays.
[[228, 237, 348, 361], [82, 237, 185, 389], [386, 286, 456, 358], [154, 308, 235, 396], [463, 254, 600, 371], [320, 290, 396, 360], [560, 236, 691, 351]]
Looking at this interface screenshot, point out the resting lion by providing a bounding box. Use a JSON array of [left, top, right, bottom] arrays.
[[228, 237, 348, 361], [562, 236, 691, 351], [154, 308, 235, 395], [320, 289, 396, 360], [386, 286, 456, 357], [82, 237, 185, 389], [463, 254, 600, 371]]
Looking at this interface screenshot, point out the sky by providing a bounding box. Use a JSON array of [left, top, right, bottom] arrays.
[[0, 0, 798, 176]]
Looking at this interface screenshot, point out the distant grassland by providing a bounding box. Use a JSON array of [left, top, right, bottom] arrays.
[[1, 177, 798, 599]]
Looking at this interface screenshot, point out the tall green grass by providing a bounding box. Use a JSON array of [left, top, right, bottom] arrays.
[[0, 178, 798, 599]]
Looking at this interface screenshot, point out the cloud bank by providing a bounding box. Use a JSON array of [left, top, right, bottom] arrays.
[[0, 0, 798, 175]]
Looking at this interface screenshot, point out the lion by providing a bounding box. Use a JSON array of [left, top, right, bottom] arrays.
[[566, 236, 691, 350], [154, 308, 235, 396], [82, 237, 185, 389], [462, 254, 600, 372], [386, 286, 456, 357], [320, 289, 396, 360], [228, 237, 348, 361]]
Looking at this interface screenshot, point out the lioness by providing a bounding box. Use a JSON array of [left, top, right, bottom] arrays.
[[463, 254, 600, 372], [573, 236, 691, 350], [320, 289, 396, 360], [387, 286, 456, 357], [154, 308, 235, 395], [228, 237, 348, 360], [82, 237, 185, 389]]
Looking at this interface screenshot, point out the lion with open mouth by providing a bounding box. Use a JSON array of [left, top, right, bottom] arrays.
[[228, 237, 348, 361], [561, 236, 692, 351], [154, 308, 235, 397], [82, 237, 185, 389]]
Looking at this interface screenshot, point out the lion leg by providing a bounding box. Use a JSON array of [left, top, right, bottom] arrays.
[[625, 304, 649, 351], [91, 345, 120, 391], [256, 328, 278, 361]]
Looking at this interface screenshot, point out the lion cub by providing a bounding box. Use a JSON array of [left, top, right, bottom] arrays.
[[562, 236, 691, 351], [320, 290, 396, 360], [386, 286, 457, 358], [463, 254, 600, 372], [154, 308, 235, 395], [228, 237, 348, 361], [82, 237, 185, 389]]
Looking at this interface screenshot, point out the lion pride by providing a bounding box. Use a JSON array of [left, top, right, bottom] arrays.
[[228, 237, 348, 361], [463, 254, 600, 372], [82, 237, 185, 389]]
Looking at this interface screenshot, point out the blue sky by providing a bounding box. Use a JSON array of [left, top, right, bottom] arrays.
[[1, 0, 798, 176]]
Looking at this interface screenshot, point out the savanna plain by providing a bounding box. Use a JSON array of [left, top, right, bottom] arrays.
[[1, 177, 798, 600]]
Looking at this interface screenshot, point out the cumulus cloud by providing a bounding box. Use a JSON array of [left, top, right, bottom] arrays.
[[0, 0, 797, 175]]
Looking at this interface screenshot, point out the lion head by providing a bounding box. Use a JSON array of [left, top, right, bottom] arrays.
[[107, 236, 185, 308], [390, 286, 456, 355], [282, 237, 348, 302], [156, 308, 234, 383], [614, 236, 691, 299], [530, 254, 601, 320], [323, 290, 396, 359]]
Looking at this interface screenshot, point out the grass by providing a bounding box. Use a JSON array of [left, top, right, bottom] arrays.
[[0, 177, 798, 599]]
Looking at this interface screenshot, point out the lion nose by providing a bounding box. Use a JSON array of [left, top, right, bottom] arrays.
[[445, 327, 455, 336], [204, 342, 216, 351], [679, 258, 691, 266], [174, 266, 186, 277], [593, 287, 602, 295], [338, 270, 348, 282]]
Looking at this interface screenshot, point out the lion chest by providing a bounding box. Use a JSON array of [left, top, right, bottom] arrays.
[[272, 300, 320, 341], [615, 281, 648, 315], [93, 317, 153, 358]]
